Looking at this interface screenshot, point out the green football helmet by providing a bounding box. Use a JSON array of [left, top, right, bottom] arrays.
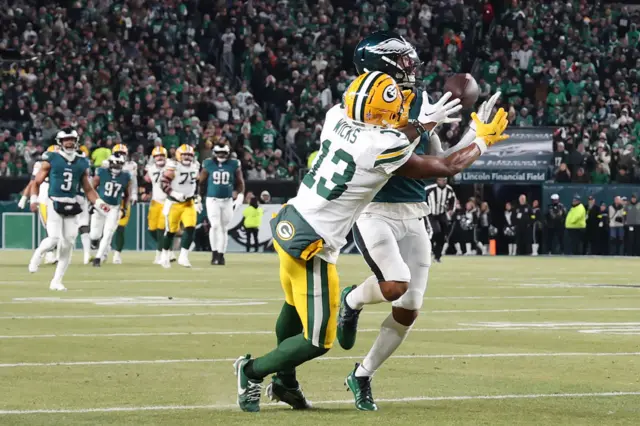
[[353, 31, 421, 88]]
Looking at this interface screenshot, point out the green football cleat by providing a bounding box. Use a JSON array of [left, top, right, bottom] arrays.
[[265, 375, 312, 409], [345, 364, 378, 411], [337, 285, 362, 350], [233, 355, 263, 412]]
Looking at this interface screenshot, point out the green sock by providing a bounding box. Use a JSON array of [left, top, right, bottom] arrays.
[[114, 226, 125, 251], [244, 334, 328, 381], [157, 230, 164, 251], [181, 227, 195, 250], [163, 232, 175, 250], [275, 303, 303, 386], [149, 230, 157, 243]]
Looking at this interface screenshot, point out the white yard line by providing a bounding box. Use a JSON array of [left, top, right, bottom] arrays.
[[1, 351, 639, 368], [1, 391, 639, 414], [4, 306, 640, 320]]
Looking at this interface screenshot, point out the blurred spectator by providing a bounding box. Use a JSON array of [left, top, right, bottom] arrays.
[[609, 196, 626, 255], [545, 194, 566, 254], [624, 194, 640, 256]]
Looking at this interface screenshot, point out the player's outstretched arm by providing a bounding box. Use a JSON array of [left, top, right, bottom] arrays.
[[29, 162, 50, 212], [396, 108, 509, 179]]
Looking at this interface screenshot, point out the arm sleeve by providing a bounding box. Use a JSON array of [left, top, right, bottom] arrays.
[[370, 129, 418, 175], [439, 128, 478, 158]]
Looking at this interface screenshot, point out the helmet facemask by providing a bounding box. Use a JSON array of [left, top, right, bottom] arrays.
[[213, 145, 230, 162], [180, 153, 194, 166], [154, 154, 166, 168]]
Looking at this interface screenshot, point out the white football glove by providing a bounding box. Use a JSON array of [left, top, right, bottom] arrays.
[[94, 198, 110, 214], [171, 191, 186, 202], [130, 193, 138, 205], [470, 91, 501, 131], [233, 193, 245, 210], [18, 195, 28, 209], [415, 91, 462, 127], [195, 195, 203, 214]]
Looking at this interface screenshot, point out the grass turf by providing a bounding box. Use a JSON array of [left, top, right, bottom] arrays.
[[0, 251, 639, 425]]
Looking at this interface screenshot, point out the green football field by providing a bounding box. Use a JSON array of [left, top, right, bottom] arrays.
[[1, 251, 640, 425]]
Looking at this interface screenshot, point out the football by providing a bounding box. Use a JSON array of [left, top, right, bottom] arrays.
[[443, 73, 480, 108]]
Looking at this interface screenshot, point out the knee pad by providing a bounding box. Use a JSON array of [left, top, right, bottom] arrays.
[[79, 225, 89, 234], [392, 289, 425, 311]]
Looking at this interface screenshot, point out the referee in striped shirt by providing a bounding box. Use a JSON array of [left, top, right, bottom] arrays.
[[426, 178, 457, 262]]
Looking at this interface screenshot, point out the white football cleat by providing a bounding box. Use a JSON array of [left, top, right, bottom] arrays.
[[49, 281, 67, 291], [153, 251, 162, 265], [44, 251, 57, 264], [28, 252, 41, 273], [178, 256, 192, 268], [160, 250, 171, 269], [112, 251, 122, 265], [169, 251, 177, 262]]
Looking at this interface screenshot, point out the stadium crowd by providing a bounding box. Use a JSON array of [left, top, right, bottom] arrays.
[[0, 0, 638, 188]]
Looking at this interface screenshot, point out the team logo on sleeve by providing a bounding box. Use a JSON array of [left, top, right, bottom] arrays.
[[382, 85, 398, 103], [275, 221, 295, 241]]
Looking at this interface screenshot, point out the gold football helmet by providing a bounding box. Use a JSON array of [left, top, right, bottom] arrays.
[[151, 146, 168, 167], [112, 144, 129, 156], [343, 71, 403, 128], [175, 144, 195, 166]]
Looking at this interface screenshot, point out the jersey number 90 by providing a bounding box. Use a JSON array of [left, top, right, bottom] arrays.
[[302, 139, 355, 201], [212, 170, 230, 185]]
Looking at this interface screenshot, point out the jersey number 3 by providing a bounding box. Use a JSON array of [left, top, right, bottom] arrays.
[[302, 139, 355, 201]]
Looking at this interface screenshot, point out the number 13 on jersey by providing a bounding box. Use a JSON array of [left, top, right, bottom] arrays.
[[302, 139, 356, 201]]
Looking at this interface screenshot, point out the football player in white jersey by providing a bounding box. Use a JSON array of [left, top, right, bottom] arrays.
[[145, 147, 169, 264], [18, 145, 60, 265], [232, 71, 509, 412], [160, 144, 201, 268], [109, 144, 138, 264], [340, 32, 504, 411]]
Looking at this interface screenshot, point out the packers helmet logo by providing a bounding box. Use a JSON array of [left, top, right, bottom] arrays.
[[382, 84, 398, 103], [276, 221, 295, 241]]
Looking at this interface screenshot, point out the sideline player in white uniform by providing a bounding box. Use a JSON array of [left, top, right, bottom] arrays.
[[199, 144, 245, 265], [145, 147, 169, 264], [108, 144, 138, 264], [18, 146, 59, 265], [339, 32, 504, 411], [232, 71, 509, 412], [160, 144, 201, 268], [90, 155, 132, 267], [28, 129, 110, 290]]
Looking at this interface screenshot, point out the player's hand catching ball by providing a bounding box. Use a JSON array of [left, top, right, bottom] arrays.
[[472, 108, 509, 146], [416, 92, 462, 128], [470, 91, 501, 131]]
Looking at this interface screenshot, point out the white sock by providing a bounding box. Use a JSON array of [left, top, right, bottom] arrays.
[[532, 243, 539, 255], [96, 232, 114, 260], [155, 250, 161, 259], [465, 242, 472, 254], [180, 247, 189, 258], [189, 241, 196, 251], [52, 241, 72, 283], [345, 275, 387, 311], [355, 313, 412, 377], [454, 243, 462, 254], [220, 227, 229, 253], [208, 228, 216, 253], [80, 233, 90, 258], [509, 244, 516, 255], [442, 242, 448, 255], [482, 244, 488, 255]]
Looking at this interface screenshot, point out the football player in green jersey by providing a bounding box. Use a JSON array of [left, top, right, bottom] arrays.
[[339, 31, 502, 411], [28, 129, 110, 291], [199, 143, 245, 265], [90, 155, 132, 267]]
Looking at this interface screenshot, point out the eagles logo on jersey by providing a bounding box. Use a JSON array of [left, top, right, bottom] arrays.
[[343, 71, 404, 128], [353, 31, 421, 88]]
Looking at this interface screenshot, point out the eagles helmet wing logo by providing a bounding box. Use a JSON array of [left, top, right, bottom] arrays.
[[382, 85, 398, 102], [276, 221, 295, 241], [366, 38, 413, 56]]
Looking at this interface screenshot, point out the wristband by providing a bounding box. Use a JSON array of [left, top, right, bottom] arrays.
[[473, 137, 488, 155]]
